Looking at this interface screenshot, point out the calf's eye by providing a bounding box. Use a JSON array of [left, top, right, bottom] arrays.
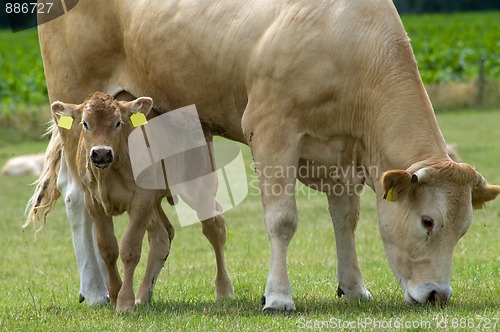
[[115, 121, 122, 129], [82, 121, 89, 130]]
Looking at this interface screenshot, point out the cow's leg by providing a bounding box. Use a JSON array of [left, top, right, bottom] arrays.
[[327, 193, 372, 300], [136, 204, 172, 305], [201, 212, 234, 299], [243, 117, 300, 312], [116, 204, 151, 312], [56, 154, 109, 305]]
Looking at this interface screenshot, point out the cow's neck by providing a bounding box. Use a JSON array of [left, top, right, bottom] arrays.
[[360, 82, 450, 195]]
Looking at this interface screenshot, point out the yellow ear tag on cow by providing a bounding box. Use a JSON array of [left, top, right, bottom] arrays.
[[130, 112, 148, 127], [385, 187, 398, 202], [57, 115, 73, 130]]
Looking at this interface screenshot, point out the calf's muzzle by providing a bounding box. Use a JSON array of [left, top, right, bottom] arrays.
[[90, 146, 114, 168]]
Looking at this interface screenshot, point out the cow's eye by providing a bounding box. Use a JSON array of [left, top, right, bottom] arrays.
[[82, 121, 89, 130], [115, 121, 122, 129], [421, 216, 435, 234]]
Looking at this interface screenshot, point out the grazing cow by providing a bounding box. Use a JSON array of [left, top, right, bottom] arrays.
[[1, 153, 45, 176], [27, 0, 499, 311]]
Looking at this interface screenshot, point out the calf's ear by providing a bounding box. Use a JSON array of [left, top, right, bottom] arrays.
[[51, 101, 80, 130]]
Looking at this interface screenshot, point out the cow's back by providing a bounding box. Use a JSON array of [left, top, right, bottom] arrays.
[[39, 0, 410, 145]]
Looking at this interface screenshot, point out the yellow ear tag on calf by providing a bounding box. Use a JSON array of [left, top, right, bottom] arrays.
[[130, 112, 148, 127], [385, 187, 398, 202], [57, 115, 74, 130]]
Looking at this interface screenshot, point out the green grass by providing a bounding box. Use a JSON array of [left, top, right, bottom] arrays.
[[0, 110, 499, 331]]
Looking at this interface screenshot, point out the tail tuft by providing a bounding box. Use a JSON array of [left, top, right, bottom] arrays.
[[24, 123, 62, 233]]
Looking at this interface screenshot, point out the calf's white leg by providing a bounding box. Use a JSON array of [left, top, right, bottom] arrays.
[[56, 154, 109, 305]]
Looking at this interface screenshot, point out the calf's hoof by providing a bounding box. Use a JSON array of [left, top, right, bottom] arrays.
[[116, 300, 135, 313], [215, 277, 234, 299], [116, 292, 136, 313], [135, 290, 153, 305]]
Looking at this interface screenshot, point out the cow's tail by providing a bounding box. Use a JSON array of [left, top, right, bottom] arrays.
[[24, 122, 62, 232]]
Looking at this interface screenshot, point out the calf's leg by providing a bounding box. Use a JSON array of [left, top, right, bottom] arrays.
[[136, 204, 172, 305], [116, 204, 152, 312], [201, 212, 234, 299], [88, 201, 122, 305]]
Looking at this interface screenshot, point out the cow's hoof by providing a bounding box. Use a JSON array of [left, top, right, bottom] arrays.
[[337, 286, 345, 298], [337, 284, 373, 301], [261, 294, 296, 314], [80, 293, 110, 306]]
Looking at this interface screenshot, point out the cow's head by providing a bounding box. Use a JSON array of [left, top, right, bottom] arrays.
[[378, 161, 500, 304], [51, 92, 153, 169]]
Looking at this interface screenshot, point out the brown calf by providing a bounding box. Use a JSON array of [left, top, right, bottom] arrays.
[[52, 92, 175, 311]]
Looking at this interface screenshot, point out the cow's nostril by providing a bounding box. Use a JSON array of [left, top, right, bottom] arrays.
[[426, 289, 449, 304], [427, 290, 438, 303]]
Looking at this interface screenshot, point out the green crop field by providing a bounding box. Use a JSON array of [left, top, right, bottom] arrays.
[[0, 11, 500, 118], [0, 110, 500, 331], [0, 29, 46, 113], [402, 12, 500, 84], [403, 12, 500, 84]]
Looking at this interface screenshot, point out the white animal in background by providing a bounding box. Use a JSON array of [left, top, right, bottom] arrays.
[[1, 153, 45, 176]]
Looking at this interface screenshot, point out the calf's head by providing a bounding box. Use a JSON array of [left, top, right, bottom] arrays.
[[51, 92, 153, 169], [379, 161, 500, 304]]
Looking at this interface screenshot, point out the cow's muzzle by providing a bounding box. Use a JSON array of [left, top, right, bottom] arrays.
[[90, 146, 114, 169], [405, 284, 452, 304]]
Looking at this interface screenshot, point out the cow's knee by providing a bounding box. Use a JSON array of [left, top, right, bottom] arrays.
[[265, 203, 297, 240]]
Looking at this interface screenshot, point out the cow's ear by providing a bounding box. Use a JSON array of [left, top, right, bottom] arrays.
[[471, 183, 500, 209], [51, 101, 80, 130], [381, 170, 414, 202], [121, 97, 153, 117]]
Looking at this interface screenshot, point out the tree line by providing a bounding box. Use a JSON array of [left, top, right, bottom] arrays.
[[394, 0, 500, 13]]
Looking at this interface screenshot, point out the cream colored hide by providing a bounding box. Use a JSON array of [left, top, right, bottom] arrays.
[[28, 0, 500, 311]]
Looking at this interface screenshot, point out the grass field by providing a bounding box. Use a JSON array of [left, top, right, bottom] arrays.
[[0, 110, 499, 331]]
